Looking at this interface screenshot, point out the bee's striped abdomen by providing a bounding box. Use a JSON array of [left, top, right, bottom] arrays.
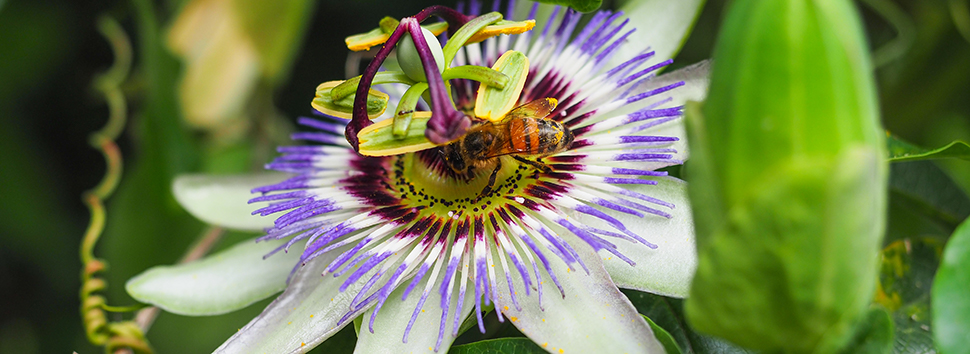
[[507, 117, 574, 156]]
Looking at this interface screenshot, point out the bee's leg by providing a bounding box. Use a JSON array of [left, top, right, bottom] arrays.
[[512, 155, 552, 174], [475, 160, 502, 203]]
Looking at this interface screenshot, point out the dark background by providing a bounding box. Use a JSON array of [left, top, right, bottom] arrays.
[[0, 0, 967, 352]]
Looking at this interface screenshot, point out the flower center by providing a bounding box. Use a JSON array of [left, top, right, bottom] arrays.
[[389, 151, 546, 215]]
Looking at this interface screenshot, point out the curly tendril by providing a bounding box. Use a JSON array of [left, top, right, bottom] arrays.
[[79, 16, 153, 354]]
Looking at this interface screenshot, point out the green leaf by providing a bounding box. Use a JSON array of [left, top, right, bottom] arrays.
[[448, 338, 546, 354], [610, 0, 707, 68], [836, 307, 894, 354], [644, 315, 683, 354], [530, 0, 602, 13], [932, 217, 970, 354], [622, 290, 752, 354], [889, 161, 970, 231], [126, 237, 300, 316], [888, 136, 970, 162], [876, 237, 943, 354]]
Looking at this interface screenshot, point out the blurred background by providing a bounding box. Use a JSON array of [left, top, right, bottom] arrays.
[[0, 0, 967, 352]]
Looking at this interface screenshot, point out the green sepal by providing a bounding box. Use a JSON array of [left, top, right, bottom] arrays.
[[311, 80, 388, 119], [686, 145, 887, 353], [475, 50, 529, 121], [358, 111, 437, 156], [684, 0, 888, 351]]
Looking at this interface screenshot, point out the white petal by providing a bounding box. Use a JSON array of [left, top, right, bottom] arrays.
[[612, 61, 711, 162], [641, 60, 711, 107], [493, 242, 665, 353], [215, 244, 377, 354], [588, 177, 697, 298], [610, 0, 707, 66], [354, 270, 475, 354], [125, 238, 300, 316], [173, 172, 288, 231]]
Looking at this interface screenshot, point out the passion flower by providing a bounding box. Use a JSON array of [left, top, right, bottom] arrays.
[[128, 2, 710, 353]]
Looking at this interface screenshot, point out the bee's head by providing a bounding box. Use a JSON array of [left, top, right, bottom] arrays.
[[463, 130, 495, 157], [441, 145, 466, 173]]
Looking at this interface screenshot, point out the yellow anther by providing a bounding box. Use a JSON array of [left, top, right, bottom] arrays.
[[467, 20, 536, 44], [345, 22, 449, 52]]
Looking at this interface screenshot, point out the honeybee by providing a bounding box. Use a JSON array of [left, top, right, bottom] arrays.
[[441, 98, 574, 199]]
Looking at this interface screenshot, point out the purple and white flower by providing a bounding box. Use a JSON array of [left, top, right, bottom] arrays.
[[127, 1, 709, 353]]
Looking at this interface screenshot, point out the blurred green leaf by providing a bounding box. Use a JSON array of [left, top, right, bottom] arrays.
[[889, 161, 970, 231], [621, 290, 751, 354], [837, 307, 894, 354], [876, 237, 943, 354], [230, 0, 315, 82], [101, 0, 203, 303], [448, 337, 546, 354], [644, 315, 683, 354], [531, 0, 601, 12], [886, 191, 954, 245], [887, 136, 970, 162], [932, 217, 970, 354]]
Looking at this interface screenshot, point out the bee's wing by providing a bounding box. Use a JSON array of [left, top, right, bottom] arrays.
[[500, 97, 559, 123], [479, 119, 544, 159]]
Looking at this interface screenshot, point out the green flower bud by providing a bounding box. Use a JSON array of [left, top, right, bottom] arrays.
[[683, 0, 888, 352]]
